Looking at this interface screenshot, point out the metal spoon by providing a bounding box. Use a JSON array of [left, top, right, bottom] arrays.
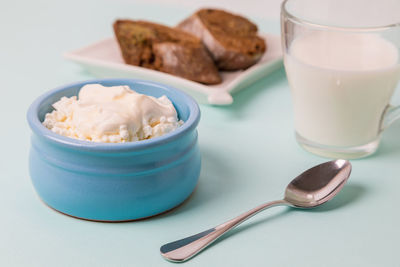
[[160, 159, 352, 262]]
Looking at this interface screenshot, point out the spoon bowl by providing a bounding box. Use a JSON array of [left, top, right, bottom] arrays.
[[284, 159, 352, 208]]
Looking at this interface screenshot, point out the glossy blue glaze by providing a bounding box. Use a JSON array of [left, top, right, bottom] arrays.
[[27, 79, 201, 221]]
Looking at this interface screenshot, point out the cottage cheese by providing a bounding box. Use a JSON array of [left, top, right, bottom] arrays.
[[42, 84, 183, 143]]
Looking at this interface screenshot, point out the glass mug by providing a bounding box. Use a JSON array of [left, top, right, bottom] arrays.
[[281, 0, 400, 159]]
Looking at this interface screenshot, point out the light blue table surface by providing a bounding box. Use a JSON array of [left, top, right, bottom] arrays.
[[1, 1, 400, 266]]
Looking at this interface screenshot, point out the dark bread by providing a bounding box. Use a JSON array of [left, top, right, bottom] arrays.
[[177, 9, 266, 70], [113, 20, 221, 84]]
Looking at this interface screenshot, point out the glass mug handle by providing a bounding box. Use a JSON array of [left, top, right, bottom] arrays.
[[382, 102, 400, 131]]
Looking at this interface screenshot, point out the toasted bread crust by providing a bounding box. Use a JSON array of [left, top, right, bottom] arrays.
[[113, 20, 221, 84]]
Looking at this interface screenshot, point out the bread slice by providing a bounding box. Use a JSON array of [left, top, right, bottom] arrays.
[[177, 9, 266, 70], [113, 20, 221, 84]]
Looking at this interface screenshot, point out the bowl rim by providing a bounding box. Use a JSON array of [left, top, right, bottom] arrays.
[[27, 78, 200, 152]]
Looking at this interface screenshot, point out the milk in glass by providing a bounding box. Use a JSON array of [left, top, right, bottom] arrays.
[[285, 32, 400, 147]]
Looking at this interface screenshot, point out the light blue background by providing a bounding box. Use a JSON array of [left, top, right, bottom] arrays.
[[1, 1, 400, 266]]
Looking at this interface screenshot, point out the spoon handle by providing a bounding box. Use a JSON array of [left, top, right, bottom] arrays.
[[160, 199, 288, 262]]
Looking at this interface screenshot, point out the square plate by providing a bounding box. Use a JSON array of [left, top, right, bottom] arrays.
[[64, 33, 283, 105]]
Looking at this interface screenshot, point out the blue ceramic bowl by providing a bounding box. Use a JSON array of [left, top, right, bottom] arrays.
[[27, 79, 201, 221]]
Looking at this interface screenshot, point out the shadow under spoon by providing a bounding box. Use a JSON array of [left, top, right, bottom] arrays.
[[160, 159, 352, 262]]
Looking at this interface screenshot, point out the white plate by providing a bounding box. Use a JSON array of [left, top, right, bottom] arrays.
[[64, 33, 283, 105]]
